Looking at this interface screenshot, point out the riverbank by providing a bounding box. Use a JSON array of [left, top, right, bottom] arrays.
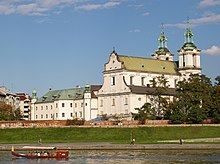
[[0, 126, 220, 144], [1, 142, 220, 151]]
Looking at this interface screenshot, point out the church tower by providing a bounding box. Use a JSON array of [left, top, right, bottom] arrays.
[[178, 20, 201, 78], [152, 25, 174, 61]]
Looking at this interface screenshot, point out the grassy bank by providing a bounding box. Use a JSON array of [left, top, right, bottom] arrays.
[[0, 126, 220, 144]]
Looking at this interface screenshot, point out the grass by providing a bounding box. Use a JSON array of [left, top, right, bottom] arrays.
[[0, 126, 219, 144]]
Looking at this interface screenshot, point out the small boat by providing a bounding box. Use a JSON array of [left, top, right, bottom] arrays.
[[11, 146, 69, 159]]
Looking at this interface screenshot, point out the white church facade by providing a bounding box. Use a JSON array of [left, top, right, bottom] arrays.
[[31, 23, 201, 121]]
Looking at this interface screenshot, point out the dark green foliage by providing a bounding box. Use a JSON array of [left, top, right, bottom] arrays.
[[170, 74, 213, 124], [215, 75, 220, 86], [210, 85, 220, 123], [149, 75, 170, 119], [134, 103, 152, 124]]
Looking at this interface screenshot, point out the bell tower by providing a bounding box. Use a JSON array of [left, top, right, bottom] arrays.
[[178, 19, 201, 78], [152, 24, 174, 61]]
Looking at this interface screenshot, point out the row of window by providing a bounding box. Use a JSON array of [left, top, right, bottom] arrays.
[[111, 76, 178, 87], [35, 112, 83, 119], [111, 76, 154, 86], [36, 102, 88, 111], [100, 97, 143, 107]]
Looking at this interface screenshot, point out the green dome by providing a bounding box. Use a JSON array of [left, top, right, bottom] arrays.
[[182, 42, 197, 51], [155, 47, 170, 55]]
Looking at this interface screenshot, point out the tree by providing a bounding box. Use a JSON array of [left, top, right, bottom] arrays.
[[0, 103, 13, 120], [149, 75, 170, 119], [210, 75, 220, 123], [134, 103, 152, 124], [0, 103, 22, 121], [170, 74, 213, 124], [215, 75, 220, 86]]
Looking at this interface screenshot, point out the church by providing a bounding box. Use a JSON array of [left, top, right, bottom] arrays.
[[31, 22, 201, 121], [97, 22, 201, 118]]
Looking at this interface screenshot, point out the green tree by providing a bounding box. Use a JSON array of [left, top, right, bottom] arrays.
[[149, 75, 170, 119], [215, 75, 220, 86], [210, 75, 220, 123], [171, 74, 213, 124], [134, 103, 152, 124]]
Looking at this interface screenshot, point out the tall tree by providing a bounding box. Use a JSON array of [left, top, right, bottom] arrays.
[[170, 74, 213, 124], [210, 75, 220, 123], [149, 75, 170, 119]]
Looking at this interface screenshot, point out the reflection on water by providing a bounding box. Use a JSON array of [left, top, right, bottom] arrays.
[[1, 149, 220, 164]]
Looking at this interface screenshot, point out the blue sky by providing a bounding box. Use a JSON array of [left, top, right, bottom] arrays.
[[0, 0, 220, 96]]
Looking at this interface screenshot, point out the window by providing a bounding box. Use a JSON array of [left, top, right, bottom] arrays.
[[70, 103, 72, 107], [79, 112, 82, 117], [70, 113, 73, 117], [130, 76, 134, 85], [36, 115, 38, 119], [46, 106, 48, 110], [75, 112, 77, 117], [141, 77, 145, 86], [174, 79, 178, 88], [36, 107, 38, 111], [56, 113, 58, 118], [56, 103, 58, 108], [41, 106, 43, 110], [75, 103, 77, 108], [100, 99, 103, 107], [62, 113, 65, 117], [46, 114, 48, 118], [183, 54, 186, 67], [62, 103, 65, 107], [112, 98, 115, 106], [51, 114, 53, 118], [111, 76, 116, 85], [51, 105, 53, 109], [41, 114, 43, 119], [125, 98, 128, 105], [85, 103, 87, 106]]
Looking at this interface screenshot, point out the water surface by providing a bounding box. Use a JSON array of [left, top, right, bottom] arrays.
[[1, 150, 220, 163]]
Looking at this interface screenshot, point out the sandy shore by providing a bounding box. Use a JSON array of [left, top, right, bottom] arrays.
[[1, 142, 220, 151]]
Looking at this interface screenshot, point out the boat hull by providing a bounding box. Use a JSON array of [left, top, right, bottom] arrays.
[[11, 150, 69, 159]]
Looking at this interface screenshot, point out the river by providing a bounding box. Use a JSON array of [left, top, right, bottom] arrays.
[[1, 150, 220, 163]]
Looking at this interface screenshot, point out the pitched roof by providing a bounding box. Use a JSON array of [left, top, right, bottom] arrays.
[[0, 86, 16, 96], [36, 87, 85, 103], [117, 55, 179, 75], [36, 85, 102, 103]]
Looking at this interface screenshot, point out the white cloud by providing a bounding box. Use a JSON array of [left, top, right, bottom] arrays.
[[0, 0, 122, 15], [165, 13, 220, 29], [75, 1, 121, 11], [0, 0, 87, 16], [202, 45, 220, 56], [142, 12, 149, 16], [129, 29, 141, 33], [164, 23, 189, 29], [199, 0, 220, 7], [190, 14, 220, 24]]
